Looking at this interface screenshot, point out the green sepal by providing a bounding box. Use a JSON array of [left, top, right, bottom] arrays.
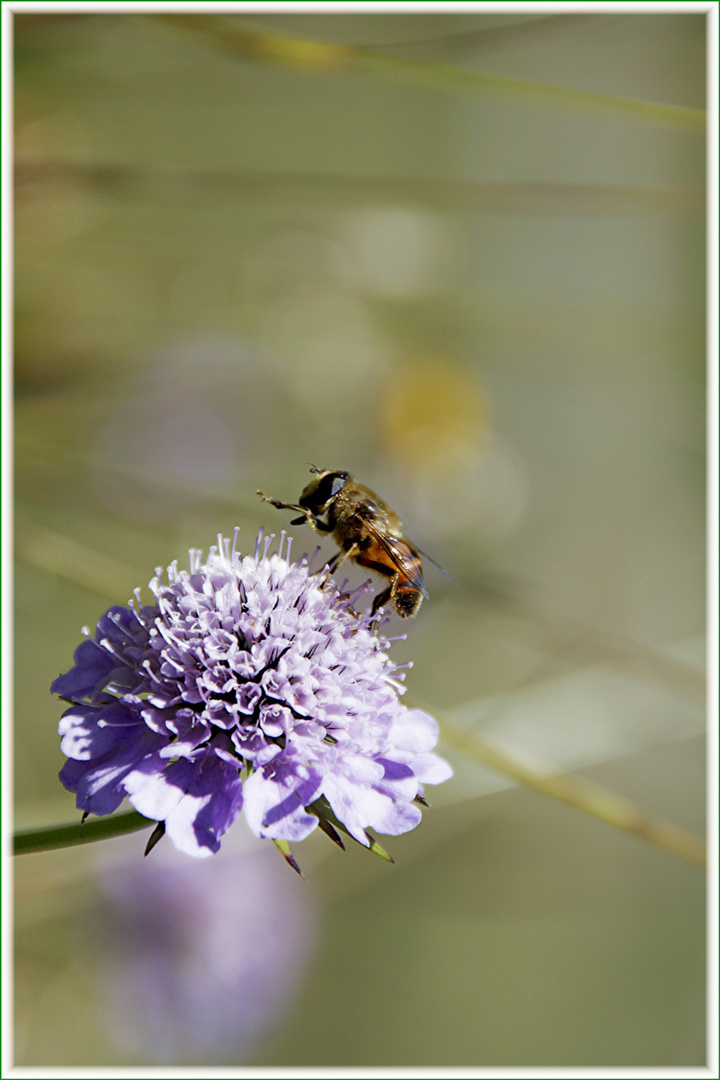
[[364, 832, 395, 864], [272, 838, 305, 878], [314, 813, 346, 851], [307, 796, 394, 863], [144, 821, 166, 857]]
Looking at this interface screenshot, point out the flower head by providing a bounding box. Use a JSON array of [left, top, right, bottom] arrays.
[[52, 530, 452, 860]]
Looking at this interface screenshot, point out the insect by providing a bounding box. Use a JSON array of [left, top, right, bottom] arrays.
[[258, 468, 430, 619]]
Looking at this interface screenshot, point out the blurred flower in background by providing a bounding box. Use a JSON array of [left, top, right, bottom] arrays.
[[335, 207, 462, 301], [378, 356, 528, 548], [94, 827, 317, 1065], [91, 336, 289, 523]]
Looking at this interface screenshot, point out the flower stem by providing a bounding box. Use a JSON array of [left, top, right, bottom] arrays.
[[13, 810, 153, 856]]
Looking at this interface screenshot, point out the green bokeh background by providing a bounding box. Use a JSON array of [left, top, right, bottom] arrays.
[[13, 11, 706, 1068]]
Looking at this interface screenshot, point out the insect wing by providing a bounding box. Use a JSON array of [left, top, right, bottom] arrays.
[[360, 516, 430, 600], [414, 544, 458, 587]]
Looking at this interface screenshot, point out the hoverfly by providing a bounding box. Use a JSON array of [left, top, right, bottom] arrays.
[[259, 468, 430, 618]]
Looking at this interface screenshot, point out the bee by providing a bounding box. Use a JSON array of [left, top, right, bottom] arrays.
[[258, 468, 430, 619]]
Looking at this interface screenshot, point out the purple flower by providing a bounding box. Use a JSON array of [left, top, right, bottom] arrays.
[[52, 530, 452, 860], [95, 828, 317, 1064]]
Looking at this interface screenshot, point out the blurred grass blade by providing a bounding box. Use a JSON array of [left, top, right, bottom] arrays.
[[14, 160, 705, 217], [469, 580, 706, 707], [16, 521, 140, 600], [149, 14, 705, 131], [439, 720, 706, 869], [14, 810, 153, 855]]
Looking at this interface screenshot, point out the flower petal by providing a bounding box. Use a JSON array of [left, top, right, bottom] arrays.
[[407, 751, 454, 785], [242, 764, 321, 842], [165, 757, 245, 857], [388, 708, 440, 753], [59, 722, 163, 816], [51, 639, 116, 700], [321, 770, 422, 843], [58, 702, 142, 761]]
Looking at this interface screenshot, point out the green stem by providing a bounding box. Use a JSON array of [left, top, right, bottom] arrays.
[[13, 810, 153, 855]]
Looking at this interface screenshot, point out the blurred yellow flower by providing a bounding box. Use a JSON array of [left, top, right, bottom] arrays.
[[381, 357, 490, 473]]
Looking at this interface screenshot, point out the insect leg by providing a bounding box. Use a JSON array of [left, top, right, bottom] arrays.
[[320, 543, 359, 585], [257, 491, 332, 532], [370, 583, 393, 618], [322, 551, 344, 575], [257, 491, 306, 514]]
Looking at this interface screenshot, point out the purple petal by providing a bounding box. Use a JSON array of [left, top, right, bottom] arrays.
[[51, 639, 116, 700], [59, 759, 127, 816], [321, 770, 421, 843], [123, 757, 190, 821], [59, 702, 143, 761], [388, 708, 440, 753], [59, 722, 164, 816], [165, 759, 244, 857], [406, 751, 453, 785], [126, 755, 245, 857], [242, 765, 321, 841]]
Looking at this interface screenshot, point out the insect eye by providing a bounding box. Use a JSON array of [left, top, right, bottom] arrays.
[[300, 471, 347, 511], [305, 471, 348, 509]]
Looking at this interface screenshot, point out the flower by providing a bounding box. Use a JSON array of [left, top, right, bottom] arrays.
[[95, 826, 317, 1064], [52, 530, 452, 860]]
